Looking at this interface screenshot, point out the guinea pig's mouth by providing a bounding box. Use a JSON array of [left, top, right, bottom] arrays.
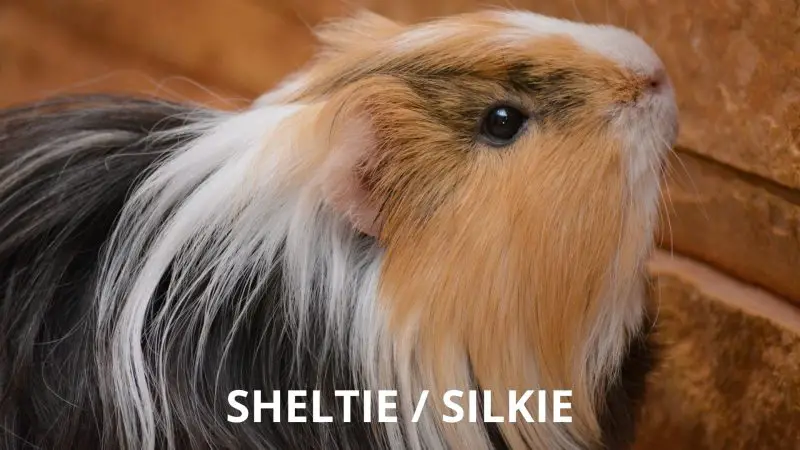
[[650, 84, 680, 150]]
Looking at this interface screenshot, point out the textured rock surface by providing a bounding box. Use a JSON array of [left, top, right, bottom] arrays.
[[659, 150, 800, 303], [639, 252, 800, 450]]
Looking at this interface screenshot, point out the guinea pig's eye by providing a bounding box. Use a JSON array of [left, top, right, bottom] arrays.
[[479, 105, 528, 146]]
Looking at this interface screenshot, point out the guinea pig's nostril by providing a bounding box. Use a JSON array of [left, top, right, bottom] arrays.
[[646, 68, 668, 92]]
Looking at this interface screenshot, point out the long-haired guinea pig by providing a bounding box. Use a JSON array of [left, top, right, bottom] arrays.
[[0, 9, 678, 450]]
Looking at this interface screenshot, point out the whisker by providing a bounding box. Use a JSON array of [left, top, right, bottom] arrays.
[[571, 0, 586, 22], [662, 142, 710, 224]]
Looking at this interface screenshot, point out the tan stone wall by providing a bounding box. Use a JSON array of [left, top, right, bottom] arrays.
[[640, 252, 800, 450], [1, 0, 798, 448]]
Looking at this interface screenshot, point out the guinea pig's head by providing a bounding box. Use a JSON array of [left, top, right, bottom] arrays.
[[270, 10, 677, 448]]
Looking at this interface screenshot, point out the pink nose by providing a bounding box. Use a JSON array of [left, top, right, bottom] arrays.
[[646, 67, 669, 92]]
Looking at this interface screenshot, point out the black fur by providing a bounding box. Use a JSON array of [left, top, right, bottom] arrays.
[[0, 96, 378, 449], [0, 96, 193, 449], [598, 318, 656, 450]]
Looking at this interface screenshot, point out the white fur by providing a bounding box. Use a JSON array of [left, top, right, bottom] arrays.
[[94, 104, 391, 449], [90, 96, 458, 450], [500, 11, 664, 77], [253, 71, 309, 107]]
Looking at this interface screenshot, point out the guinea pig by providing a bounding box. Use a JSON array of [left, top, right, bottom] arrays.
[[0, 9, 678, 450]]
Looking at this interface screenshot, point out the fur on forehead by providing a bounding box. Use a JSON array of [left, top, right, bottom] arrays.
[[293, 10, 642, 105]]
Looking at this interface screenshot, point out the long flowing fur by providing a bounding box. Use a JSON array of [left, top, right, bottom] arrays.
[[0, 94, 655, 450], [0, 10, 676, 450], [0, 96, 396, 450], [0, 96, 206, 448]]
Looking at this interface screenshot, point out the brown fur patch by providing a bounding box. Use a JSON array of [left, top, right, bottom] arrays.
[[376, 126, 633, 446]]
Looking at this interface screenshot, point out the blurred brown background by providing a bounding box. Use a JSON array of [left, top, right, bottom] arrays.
[[1, 0, 799, 448]]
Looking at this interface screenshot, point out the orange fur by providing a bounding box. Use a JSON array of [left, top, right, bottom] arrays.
[[378, 130, 628, 447]]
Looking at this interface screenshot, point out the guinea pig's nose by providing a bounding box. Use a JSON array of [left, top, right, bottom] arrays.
[[645, 67, 670, 93]]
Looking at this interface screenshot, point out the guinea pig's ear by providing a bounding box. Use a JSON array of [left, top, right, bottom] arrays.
[[315, 95, 385, 238], [315, 11, 404, 56]]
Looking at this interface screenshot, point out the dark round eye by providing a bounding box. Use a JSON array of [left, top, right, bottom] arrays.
[[479, 105, 528, 146]]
